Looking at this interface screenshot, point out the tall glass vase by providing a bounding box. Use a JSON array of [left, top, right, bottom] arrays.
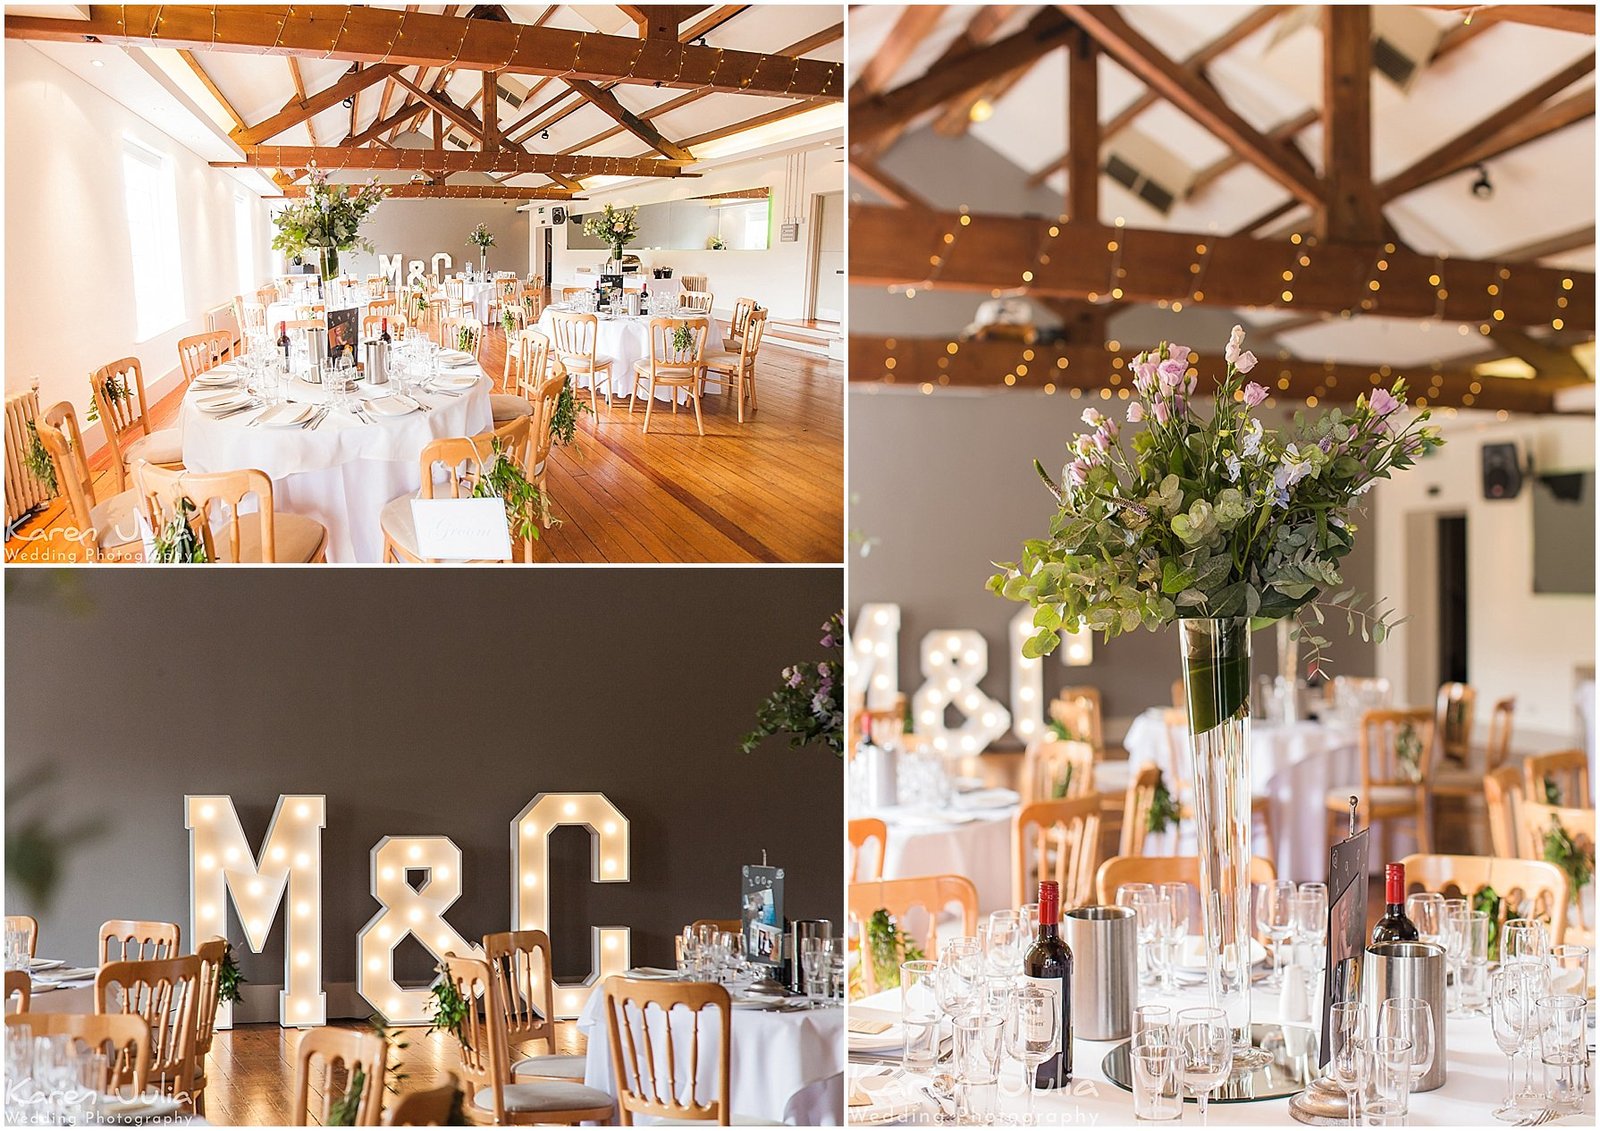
[[1178, 617, 1267, 1069]]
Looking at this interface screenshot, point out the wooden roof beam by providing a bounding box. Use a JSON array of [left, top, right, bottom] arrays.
[[564, 79, 692, 161], [929, 6, 1026, 135], [272, 182, 577, 200], [1320, 5, 1383, 241], [232, 62, 401, 147], [1065, 25, 1098, 223], [215, 146, 690, 177], [851, 5, 948, 101], [1427, 5, 1595, 35], [1492, 224, 1597, 263]]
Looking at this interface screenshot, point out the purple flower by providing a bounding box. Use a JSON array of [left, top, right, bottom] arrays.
[[785, 667, 803, 688], [1369, 388, 1400, 417], [1235, 350, 1258, 374], [1133, 358, 1158, 394], [1127, 401, 1146, 423], [1157, 358, 1187, 391], [1243, 382, 1269, 408], [820, 633, 835, 648], [1152, 400, 1171, 426], [1168, 343, 1189, 364], [1081, 407, 1105, 428], [1066, 460, 1089, 487]]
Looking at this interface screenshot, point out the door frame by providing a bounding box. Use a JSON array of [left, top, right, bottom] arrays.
[[806, 189, 843, 324]]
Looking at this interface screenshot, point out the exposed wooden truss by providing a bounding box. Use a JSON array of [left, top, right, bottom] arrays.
[[213, 146, 689, 178], [268, 183, 576, 200], [847, 336, 1566, 413], [1427, 5, 1595, 35], [851, 5, 948, 101], [850, 203, 1596, 331], [1320, 6, 1383, 241], [564, 79, 692, 161], [931, 6, 1024, 136]]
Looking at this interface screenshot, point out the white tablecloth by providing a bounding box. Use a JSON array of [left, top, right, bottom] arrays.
[[179, 362, 493, 563], [534, 309, 724, 405], [1123, 708, 1366, 883], [577, 983, 844, 1124]]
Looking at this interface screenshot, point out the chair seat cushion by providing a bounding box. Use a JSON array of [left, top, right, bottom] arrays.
[[123, 428, 184, 467], [560, 353, 613, 372], [380, 494, 420, 560], [510, 1053, 587, 1080], [1326, 784, 1421, 809], [491, 394, 533, 422], [231, 512, 326, 563], [643, 1116, 784, 1126], [472, 1081, 613, 1115], [633, 360, 700, 379], [90, 488, 143, 550]]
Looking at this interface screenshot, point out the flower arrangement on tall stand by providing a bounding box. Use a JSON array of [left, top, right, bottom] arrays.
[[468, 223, 495, 275], [741, 612, 844, 755], [991, 325, 1443, 1066], [270, 166, 387, 281], [582, 204, 640, 269]]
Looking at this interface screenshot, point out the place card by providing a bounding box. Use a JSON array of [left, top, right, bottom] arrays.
[[410, 498, 512, 561], [848, 1016, 893, 1035]]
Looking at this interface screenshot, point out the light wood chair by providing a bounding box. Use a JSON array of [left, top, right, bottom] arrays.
[[6, 914, 38, 958], [1515, 803, 1594, 936], [5, 1012, 151, 1096], [1155, 708, 1274, 860], [493, 276, 521, 322], [678, 274, 709, 294], [363, 314, 407, 341], [727, 297, 758, 344], [677, 289, 715, 316], [368, 297, 399, 321], [235, 301, 267, 340], [5, 970, 30, 1014], [1484, 765, 1524, 859], [91, 357, 183, 493], [847, 875, 978, 996], [256, 285, 280, 309], [548, 311, 616, 413], [1399, 853, 1570, 946], [364, 274, 389, 297], [94, 954, 200, 1099], [422, 297, 450, 344], [178, 331, 233, 386], [702, 308, 766, 424], [1433, 682, 1477, 768], [1523, 749, 1591, 809], [602, 977, 766, 1126], [1170, 679, 1187, 712], [1326, 708, 1435, 862], [1118, 764, 1163, 857], [386, 1076, 461, 1125], [524, 368, 566, 523], [35, 402, 144, 561], [444, 315, 485, 358], [379, 416, 536, 564], [1020, 739, 1096, 802], [1014, 795, 1102, 911], [295, 302, 327, 321], [134, 463, 329, 564], [632, 317, 709, 436], [438, 953, 614, 1125], [493, 330, 552, 423], [99, 920, 180, 964], [848, 818, 889, 883], [1095, 854, 1279, 905], [521, 282, 545, 324], [482, 931, 586, 1082], [1433, 697, 1516, 852], [853, 700, 909, 747], [292, 1026, 388, 1126], [444, 278, 469, 317], [189, 937, 228, 1115], [500, 303, 529, 341], [1051, 687, 1105, 752]]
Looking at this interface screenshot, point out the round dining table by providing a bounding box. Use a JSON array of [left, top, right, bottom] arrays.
[[178, 355, 493, 563], [533, 306, 724, 405]]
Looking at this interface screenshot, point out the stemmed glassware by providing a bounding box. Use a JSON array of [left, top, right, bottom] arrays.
[[1176, 1006, 1231, 1123], [1254, 880, 1297, 989], [984, 910, 1024, 976], [1118, 883, 1158, 986], [1157, 883, 1190, 994], [934, 937, 983, 1051], [1405, 892, 1446, 948], [1004, 984, 1060, 1120], [1326, 1001, 1368, 1128], [1292, 883, 1328, 970], [1489, 962, 1549, 1121]]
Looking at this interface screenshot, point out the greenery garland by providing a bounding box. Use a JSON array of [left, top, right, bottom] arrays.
[[270, 167, 387, 278], [152, 498, 209, 563], [22, 420, 56, 495], [740, 612, 843, 755], [217, 942, 246, 1004], [671, 323, 696, 356], [1543, 815, 1594, 894], [327, 1017, 413, 1126], [866, 908, 925, 992], [472, 438, 544, 543], [428, 967, 471, 1051], [1146, 771, 1183, 834], [85, 371, 129, 425], [548, 378, 590, 448]]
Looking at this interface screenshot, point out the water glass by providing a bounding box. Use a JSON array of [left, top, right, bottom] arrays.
[[985, 910, 1024, 976], [1549, 944, 1590, 997], [952, 1013, 1005, 1123], [1295, 882, 1329, 968], [1460, 956, 1491, 1015], [1134, 1004, 1173, 1050], [900, 960, 941, 1074], [1368, 1035, 1414, 1123], [1376, 996, 1435, 1092], [1503, 919, 1550, 970], [1537, 993, 1586, 1110], [1254, 880, 1297, 990], [3, 924, 26, 970], [1405, 892, 1446, 947], [1158, 883, 1191, 992], [935, 939, 983, 1033], [67, 1049, 106, 1123], [1117, 883, 1157, 985], [801, 937, 833, 999], [979, 974, 1014, 1020], [1131, 1042, 1183, 1121], [828, 952, 846, 1002]]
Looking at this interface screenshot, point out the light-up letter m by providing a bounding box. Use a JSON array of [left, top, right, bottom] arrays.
[[186, 795, 326, 1029]]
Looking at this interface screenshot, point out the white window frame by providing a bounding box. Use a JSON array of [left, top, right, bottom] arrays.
[[122, 138, 186, 341]]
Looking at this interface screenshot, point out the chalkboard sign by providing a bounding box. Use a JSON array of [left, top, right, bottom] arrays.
[[741, 864, 785, 971], [1320, 811, 1370, 1067], [326, 306, 360, 362]]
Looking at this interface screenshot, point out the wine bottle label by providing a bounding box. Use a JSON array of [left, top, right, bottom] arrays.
[[1022, 975, 1062, 1040]]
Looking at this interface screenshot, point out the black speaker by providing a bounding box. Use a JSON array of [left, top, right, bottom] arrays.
[[1481, 441, 1523, 500]]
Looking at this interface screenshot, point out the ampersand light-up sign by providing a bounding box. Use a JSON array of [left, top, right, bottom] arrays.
[[913, 631, 1011, 755], [848, 604, 902, 710], [1009, 608, 1046, 745], [357, 836, 480, 1024], [512, 793, 631, 1020], [186, 795, 327, 1029]]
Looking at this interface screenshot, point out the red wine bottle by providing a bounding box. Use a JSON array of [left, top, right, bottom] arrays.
[[1371, 863, 1420, 944], [379, 318, 391, 344], [1023, 879, 1073, 1088], [277, 321, 291, 364]]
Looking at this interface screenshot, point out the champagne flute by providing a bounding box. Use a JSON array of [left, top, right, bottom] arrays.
[[1489, 965, 1537, 1121], [1254, 880, 1297, 989], [1158, 883, 1190, 993], [1004, 984, 1060, 1120], [1326, 1001, 1369, 1128], [1176, 1006, 1231, 1123]]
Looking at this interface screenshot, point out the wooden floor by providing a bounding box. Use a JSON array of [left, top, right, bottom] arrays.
[[5, 323, 844, 564], [197, 1017, 583, 1126]]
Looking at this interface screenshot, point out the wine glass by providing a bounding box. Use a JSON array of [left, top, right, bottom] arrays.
[[935, 938, 983, 1044], [1292, 884, 1328, 970], [1254, 880, 1297, 989], [1503, 919, 1550, 970], [1004, 983, 1060, 1120], [1376, 997, 1435, 1093], [984, 910, 1024, 977], [1489, 965, 1538, 1121], [1134, 1004, 1173, 1050], [1158, 883, 1191, 993], [1405, 892, 1446, 948], [1176, 1006, 1231, 1122], [1326, 1001, 1369, 1128], [1133, 887, 1171, 991], [1119, 883, 1158, 986]]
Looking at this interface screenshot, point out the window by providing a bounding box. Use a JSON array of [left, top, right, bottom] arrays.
[[234, 189, 255, 295], [122, 140, 185, 340]]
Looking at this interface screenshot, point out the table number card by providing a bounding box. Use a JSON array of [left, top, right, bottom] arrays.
[[1319, 808, 1370, 1068], [741, 864, 785, 971], [410, 498, 512, 561]]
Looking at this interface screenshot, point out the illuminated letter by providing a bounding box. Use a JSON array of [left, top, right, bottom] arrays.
[[430, 252, 453, 280], [406, 260, 427, 289], [511, 793, 630, 1019], [357, 836, 479, 1024], [378, 254, 403, 289], [1010, 608, 1045, 745], [186, 795, 326, 1028], [847, 603, 901, 709], [913, 631, 1011, 755]]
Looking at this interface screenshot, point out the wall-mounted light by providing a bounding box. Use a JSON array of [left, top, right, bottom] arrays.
[[356, 836, 480, 1025], [913, 631, 1011, 756]]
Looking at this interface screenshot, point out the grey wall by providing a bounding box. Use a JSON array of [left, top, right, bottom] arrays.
[[5, 569, 841, 1018], [331, 199, 529, 280], [847, 387, 1377, 743]]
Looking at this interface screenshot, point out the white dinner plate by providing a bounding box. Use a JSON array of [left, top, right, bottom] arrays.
[[196, 392, 253, 414], [26, 958, 64, 971], [256, 402, 315, 427], [847, 1008, 903, 1052], [433, 374, 478, 389], [438, 349, 475, 363], [367, 395, 421, 417], [624, 967, 678, 980], [953, 788, 1020, 811], [193, 372, 240, 387], [1174, 935, 1268, 973]]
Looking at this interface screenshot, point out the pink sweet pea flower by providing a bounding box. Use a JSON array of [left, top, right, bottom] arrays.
[[1152, 399, 1171, 425], [1128, 401, 1145, 423], [1225, 324, 1246, 365], [1243, 382, 1269, 408], [1157, 358, 1187, 390], [1168, 343, 1189, 363], [1369, 388, 1400, 417], [1235, 350, 1258, 374]]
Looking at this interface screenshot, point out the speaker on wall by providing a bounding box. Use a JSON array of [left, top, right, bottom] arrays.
[[1481, 441, 1523, 500]]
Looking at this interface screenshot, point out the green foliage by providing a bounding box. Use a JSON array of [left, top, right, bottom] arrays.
[[86, 371, 129, 424], [326, 1067, 366, 1126], [1544, 776, 1562, 806], [1395, 723, 1424, 783], [1543, 816, 1594, 893], [467, 222, 496, 250], [152, 498, 209, 563], [741, 612, 843, 756], [218, 942, 246, 1004], [4, 764, 106, 913], [472, 438, 545, 544], [456, 326, 479, 354], [582, 203, 639, 259], [1046, 719, 1081, 743], [271, 168, 386, 273], [990, 326, 1444, 685], [22, 420, 56, 495], [1146, 771, 1182, 835], [866, 909, 925, 992], [428, 967, 471, 1051], [671, 322, 696, 356], [1474, 886, 1501, 962], [548, 377, 590, 448], [1048, 761, 1074, 800], [502, 309, 519, 337], [707, 235, 727, 250]]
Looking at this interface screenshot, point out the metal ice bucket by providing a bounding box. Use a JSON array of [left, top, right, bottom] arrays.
[[364, 340, 389, 385], [1364, 941, 1447, 1091], [1064, 905, 1137, 1040]]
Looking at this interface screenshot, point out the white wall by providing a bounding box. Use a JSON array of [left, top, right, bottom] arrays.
[[5, 42, 270, 450], [547, 143, 843, 322], [325, 198, 530, 281], [1371, 413, 1596, 749]]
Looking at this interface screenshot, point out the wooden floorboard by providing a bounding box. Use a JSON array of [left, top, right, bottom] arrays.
[[5, 324, 844, 564]]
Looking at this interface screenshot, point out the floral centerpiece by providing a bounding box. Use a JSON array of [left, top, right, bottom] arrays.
[[582, 203, 640, 267], [467, 223, 495, 274], [741, 612, 844, 755], [990, 325, 1442, 1063], [271, 166, 387, 279]]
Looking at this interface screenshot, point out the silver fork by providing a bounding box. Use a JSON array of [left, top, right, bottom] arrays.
[[1517, 1108, 1557, 1127]]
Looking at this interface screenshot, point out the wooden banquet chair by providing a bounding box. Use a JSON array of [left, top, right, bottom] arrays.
[[6, 1013, 151, 1096], [493, 330, 552, 422], [548, 310, 615, 413], [727, 296, 758, 345], [443, 278, 468, 319], [255, 284, 280, 309], [1400, 853, 1570, 945], [90, 357, 183, 492], [1523, 749, 1591, 809], [235, 301, 267, 340], [1433, 697, 1515, 852], [364, 274, 389, 298], [363, 314, 407, 341], [1119, 764, 1163, 857], [178, 331, 233, 387], [1483, 765, 1524, 859], [368, 297, 399, 321], [602, 977, 772, 1126], [847, 875, 978, 996], [678, 289, 715, 316], [703, 307, 767, 424], [421, 296, 450, 344], [1325, 708, 1435, 862], [493, 276, 520, 322], [678, 274, 709, 294], [443, 315, 485, 358], [848, 817, 889, 883], [437, 954, 614, 1126], [1020, 738, 1096, 802], [632, 317, 709, 436], [292, 1026, 388, 1126], [385, 1076, 462, 1125], [482, 930, 586, 1082], [1515, 803, 1594, 937], [99, 919, 181, 964], [1013, 795, 1102, 911], [5, 970, 30, 1014], [94, 954, 201, 1100], [134, 463, 329, 564], [1433, 682, 1477, 767], [7, 914, 39, 958], [1051, 686, 1105, 752], [35, 402, 143, 561], [189, 937, 228, 1115], [379, 416, 538, 564], [1095, 855, 1278, 906]]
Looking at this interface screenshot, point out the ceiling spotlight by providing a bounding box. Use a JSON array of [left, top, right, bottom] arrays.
[[541, 130, 550, 141], [343, 97, 354, 109], [1470, 164, 1493, 200], [91, 59, 104, 68]]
